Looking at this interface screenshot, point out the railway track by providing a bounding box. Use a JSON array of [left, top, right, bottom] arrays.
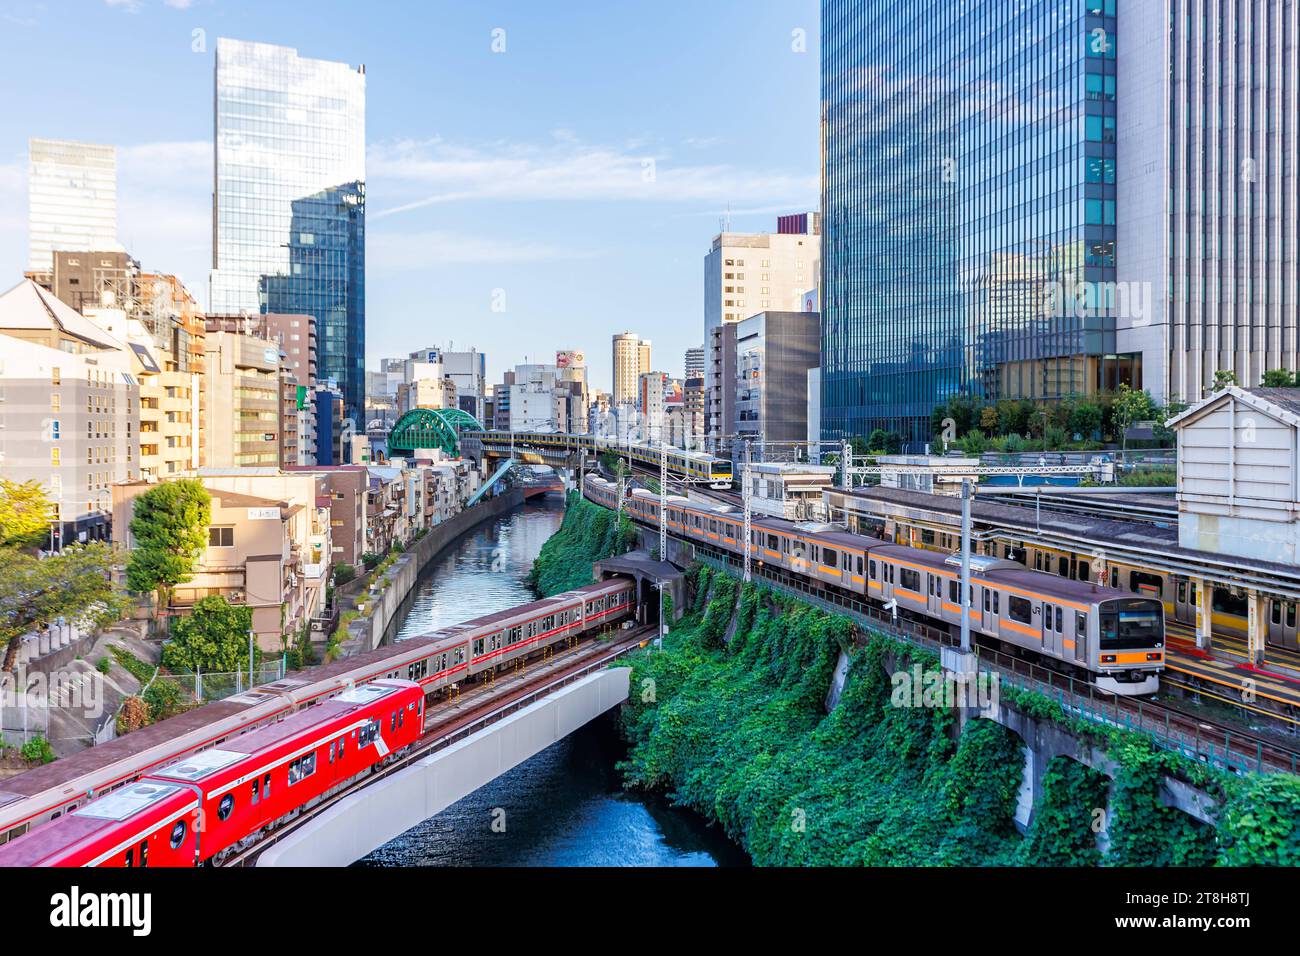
[[223, 623, 658, 866]]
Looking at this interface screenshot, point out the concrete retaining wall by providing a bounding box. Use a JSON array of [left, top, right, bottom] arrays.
[[257, 665, 631, 866]]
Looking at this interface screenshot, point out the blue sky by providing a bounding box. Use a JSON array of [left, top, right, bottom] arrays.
[[0, 0, 819, 389]]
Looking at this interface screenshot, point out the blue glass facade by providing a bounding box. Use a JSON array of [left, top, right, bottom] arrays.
[[261, 184, 366, 420], [820, 0, 1129, 444], [211, 39, 366, 429]]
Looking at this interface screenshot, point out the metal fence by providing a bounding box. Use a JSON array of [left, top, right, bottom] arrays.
[[148, 660, 289, 705]]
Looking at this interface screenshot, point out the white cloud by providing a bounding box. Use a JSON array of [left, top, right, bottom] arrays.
[[368, 134, 815, 219]]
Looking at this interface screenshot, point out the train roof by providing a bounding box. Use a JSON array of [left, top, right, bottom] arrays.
[[0, 696, 266, 806], [0, 781, 194, 867]]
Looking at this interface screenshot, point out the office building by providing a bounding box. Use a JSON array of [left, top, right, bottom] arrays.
[[704, 215, 819, 336], [210, 38, 366, 427], [706, 321, 738, 453], [0, 280, 138, 545], [443, 348, 487, 421], [28, 139, 120, 272], [202, 320, 281, 468], [684, 345, 705, 379], [734, 311, 821, 446], [820, 0, 1299, 443], [612, 332, 651, 406], [638, 371, 669, 440]]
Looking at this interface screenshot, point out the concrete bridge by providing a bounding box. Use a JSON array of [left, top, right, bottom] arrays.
[[256, 665, 633, 866]]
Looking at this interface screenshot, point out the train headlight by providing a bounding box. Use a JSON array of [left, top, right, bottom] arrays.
[[1146, 652, 1162, 662], [1101, 654, 1116, 664]]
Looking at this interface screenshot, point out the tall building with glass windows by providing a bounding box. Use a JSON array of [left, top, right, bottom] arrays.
[[28, 139, 120, 271], [210, 38, 367, 427], [821, 0, 1127, 444]]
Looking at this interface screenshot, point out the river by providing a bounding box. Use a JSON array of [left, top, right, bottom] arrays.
[[357, 495, 748, 867]]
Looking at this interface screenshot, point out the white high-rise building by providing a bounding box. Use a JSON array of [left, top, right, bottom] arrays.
[[28, 139, 120, 271], [612, 332, 651, 406]]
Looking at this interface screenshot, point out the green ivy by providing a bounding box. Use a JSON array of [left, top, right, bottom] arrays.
[[527, 490, 638, 597], [1017, 757, 1108, 866]]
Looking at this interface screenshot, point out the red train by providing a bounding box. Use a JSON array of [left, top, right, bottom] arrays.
[[0, 680, 423, 867], [0, 578, 638, 862]]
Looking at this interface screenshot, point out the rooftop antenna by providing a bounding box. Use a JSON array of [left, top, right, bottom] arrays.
[[720, 202, 732, 233]]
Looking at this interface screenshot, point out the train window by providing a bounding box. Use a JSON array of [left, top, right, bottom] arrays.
[[170, 820, 187, 849], [983, 589, 990, 612], [218, 794, 234, 821], [1272, 601, 1282, 625], [1178, 581, 1188, 604], [1109, 567, 1119, 588], [390, 712, 397, 733], [1289, 603, 1298, 629], [125, 848, 134, 867], [920, 529, 935, 546], [1043, 604, 1054, 631], [1077, 562, 1090, 583], [399, 709, 404, 729], [263, 773, 271, 800], [869, 560, 876, 579], [767, 534, 778, 550], [140, 839, 148, 867], [1055, 607, 1063, 631], [1033, 553, 1042, 571], [899, 568, 920, 593], [251, 780, 260, 804], [1129, 570, 1163, 597], [1077, 612, 1087, 634], [288, 753, 317, 785], [1058, 557, 1069, 577], [1212, 589, 1248, 617], [856, 556, 863, 575], [455, 647, 465, 664], [1007, 596, 1033, 625]]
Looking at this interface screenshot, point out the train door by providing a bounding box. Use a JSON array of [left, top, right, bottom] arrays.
[[1073, 609, 1088, 663], [1173, 577, 1196, 626], [1267, 599, 1298, 650], [926, 573, 942, 617]]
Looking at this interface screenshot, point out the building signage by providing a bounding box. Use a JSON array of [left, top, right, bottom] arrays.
[[247, 507, 280, 520]]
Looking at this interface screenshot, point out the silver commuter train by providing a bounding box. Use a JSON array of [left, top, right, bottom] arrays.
[[591, 477, 1164, 695]]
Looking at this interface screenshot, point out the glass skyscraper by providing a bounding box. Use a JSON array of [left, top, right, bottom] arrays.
[[820, 0, 1131, 444], [28, 138, 120, 271], [211, 38, 366, 425]]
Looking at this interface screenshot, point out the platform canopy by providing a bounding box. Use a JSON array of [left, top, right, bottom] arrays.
[[387, 407, 483, 458]]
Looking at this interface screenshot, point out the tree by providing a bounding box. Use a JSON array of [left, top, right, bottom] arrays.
[[1212, 369, 1239, 391], [0, 479, 54, 550], [0, 542, 128, 671], [125, 479, 211, 618], [1262, 368, 1298, 388], [1068, 401, 1103, 440], [1113, 383, 1155, 451], [162, 595, 258, 673]]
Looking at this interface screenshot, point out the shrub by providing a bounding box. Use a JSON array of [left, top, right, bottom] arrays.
[[333, 562, 356, 586]]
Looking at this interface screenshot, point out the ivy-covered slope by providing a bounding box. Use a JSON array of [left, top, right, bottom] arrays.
[[614, 564, 1300, 866], [528, 490, 640, 597]]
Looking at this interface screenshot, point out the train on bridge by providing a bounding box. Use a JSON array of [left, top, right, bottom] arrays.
[[468, 430, 735, 489], [0, 578, 637, 865], [586, 476, 1165, 696]]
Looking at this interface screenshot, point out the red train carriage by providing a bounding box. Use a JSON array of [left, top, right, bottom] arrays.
[[0, 781, 200, 868], [150, 679, 424, 865], [0, 680, 423, 868]]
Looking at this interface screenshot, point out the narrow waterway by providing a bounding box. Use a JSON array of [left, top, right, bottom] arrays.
[[358, 496, 747, 867]]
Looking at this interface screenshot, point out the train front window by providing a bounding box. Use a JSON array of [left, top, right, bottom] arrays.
[[1099, 600, 1163, 649]]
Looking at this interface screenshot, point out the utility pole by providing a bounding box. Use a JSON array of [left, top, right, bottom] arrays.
[[841, 439, 853, 490], [742, 437, 753, 583], [248, 629, 255, 690], [658, 438, 667, 564], [960, 478, 972, 653]]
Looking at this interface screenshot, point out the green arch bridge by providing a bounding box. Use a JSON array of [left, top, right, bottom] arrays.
[[387, 407, 483, 458]]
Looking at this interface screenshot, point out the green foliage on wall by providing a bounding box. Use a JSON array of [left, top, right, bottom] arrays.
[[619, 569, 1027, 865], [615, 565, 1300, 866], [527, 490, 639, 597]]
